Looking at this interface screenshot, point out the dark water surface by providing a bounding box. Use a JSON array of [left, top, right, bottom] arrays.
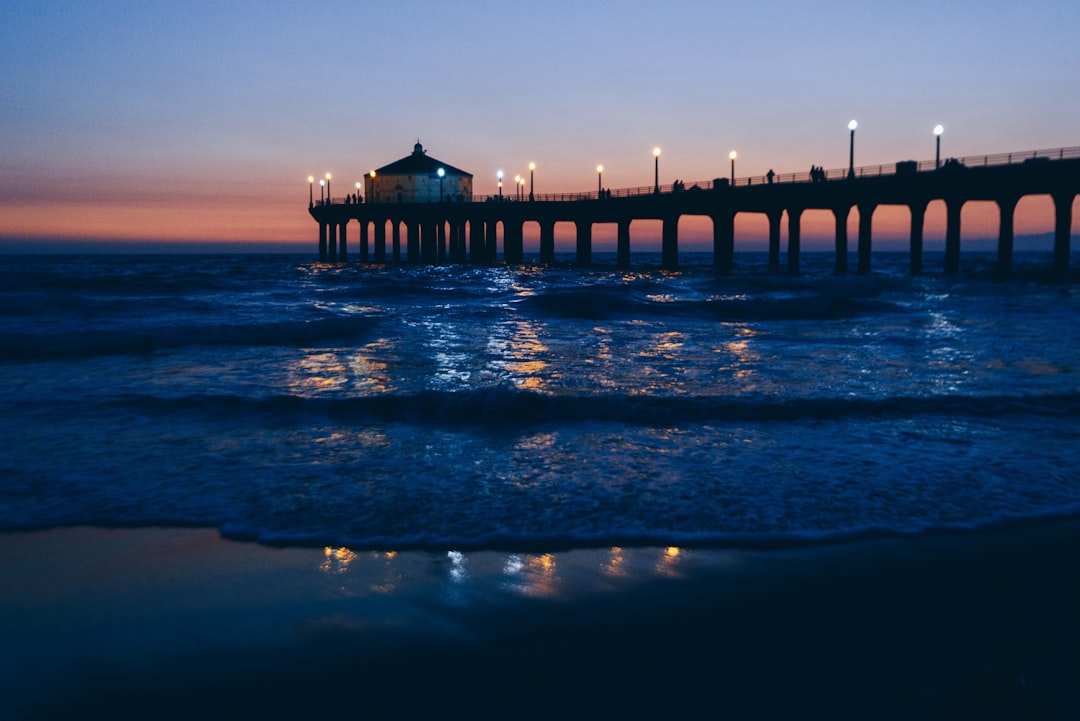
[[2, 251, 1077, 550]]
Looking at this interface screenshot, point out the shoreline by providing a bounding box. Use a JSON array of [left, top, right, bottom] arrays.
[[4, 520, 1080, 719]]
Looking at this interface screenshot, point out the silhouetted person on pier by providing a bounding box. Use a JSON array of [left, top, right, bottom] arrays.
[[767, 169, 775, 184]]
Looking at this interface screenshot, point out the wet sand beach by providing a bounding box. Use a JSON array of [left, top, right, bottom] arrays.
[[3, 520, 1079, 720]]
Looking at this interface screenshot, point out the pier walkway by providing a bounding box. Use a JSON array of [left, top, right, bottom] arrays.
[[309, 146, 1080, 274]]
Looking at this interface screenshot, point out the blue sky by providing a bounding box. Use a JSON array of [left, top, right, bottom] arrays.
[[2, 0, 1078, 247]]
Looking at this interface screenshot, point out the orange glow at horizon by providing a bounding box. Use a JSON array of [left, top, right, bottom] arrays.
[[0, 197, 310, 244], [2, 186, 1074, 253]]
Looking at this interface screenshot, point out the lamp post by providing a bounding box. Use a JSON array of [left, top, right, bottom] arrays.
[[514, 175, 521, 201], [355, 181, 361, 203], [597, 164, 603, 195], [653, 147, 661, 193], [369, 170, 376, 203], [308, 176, 314, 207], [319, 179, 325, 203], [325, 172, 332, 203], [934, 124, 944, 169], [437, 167, 445, 202], [847, 120, 857, 179], [529, 162, 535, 201], [497, 170, 503, 198], [518, 176, 525, 201], [729, 150, 737, 185]]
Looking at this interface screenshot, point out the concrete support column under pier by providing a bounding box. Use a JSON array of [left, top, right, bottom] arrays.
[[486, 220, 498, 264], [437, 222, 447, 263], [470, 220, 485, 264], [407, 222, 421, 264], [909, 201, 926, 275], [328, 223, 338, 263], [857, 203, 875, 274], [338, 220, 348, 262], [576, 221, 592, 265], [449, 222, 465, 263], [617, 220, 631, 267], [359, 221, 370, 263], [787, 208, 802, 274], [768, 209, 782, 272], [318, 222, 328, 262], [996, 195, 1018, 273], [1053, 191, 1074, 271], [391, 221, 401, 263], [422, 223, 437, 264], [373, 220, 385, 263], [504, 221, 523, 265], [833, 205, 850, 274], [662, 216, 679, 270], [945, 199, 962, 274], [713, 211, 734, 273], [540, 221, 555, 264]]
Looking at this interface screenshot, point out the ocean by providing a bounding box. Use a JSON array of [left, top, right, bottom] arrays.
[[2, 249, 1078, 553]]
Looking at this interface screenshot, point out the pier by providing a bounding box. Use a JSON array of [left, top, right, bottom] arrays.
[[309, 146, 1080, 274]]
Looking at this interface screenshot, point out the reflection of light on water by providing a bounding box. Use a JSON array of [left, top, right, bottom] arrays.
[[291, 353, 349, 392], [584, 326, 619, 390], [487, 319, 552, 391], [287, 339, 397, 396], [515, 431, 556, 452], [718, 325, 761, 390], [592, 326, 613, 362], [346, 341, 395, 393], [421, 320, 471, 388], [637, 331, 684, 361]]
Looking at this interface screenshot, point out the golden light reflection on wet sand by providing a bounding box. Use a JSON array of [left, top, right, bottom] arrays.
[[320, 546, 357, 574], [497, 552, 561, 597], [603, 546, 626, 577], [319, 547, 401, 594], [309, 546, 719, 604], [657, 546, 683, 576]]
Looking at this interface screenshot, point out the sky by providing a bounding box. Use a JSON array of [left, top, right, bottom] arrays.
[[1, 0, 1078, 252]]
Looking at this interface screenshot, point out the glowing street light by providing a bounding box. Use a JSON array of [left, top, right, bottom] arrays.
[[514, 174, 521, 201], [729, 150, 737, 185], [597, 164, 603, 194], [934, 124, 944, 169], [847, 120, 857, 179], [325, 172, 332, 203], [529, 161, 535, 201], [319, 178, 325, 203], [653, 146, 662, 193], [355, 181, 361, 203], [437, 167, 445, 202], [308, 175, 314, 207], [518, 176, 525, 201], [497, 170, 504, 198], [369, 170, 376, 203]]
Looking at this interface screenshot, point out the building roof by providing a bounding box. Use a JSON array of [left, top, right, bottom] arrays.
[[374, 142, 472, 177]]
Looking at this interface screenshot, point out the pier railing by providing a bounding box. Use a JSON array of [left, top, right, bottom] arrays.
[[313, 145, 1080, 206]]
